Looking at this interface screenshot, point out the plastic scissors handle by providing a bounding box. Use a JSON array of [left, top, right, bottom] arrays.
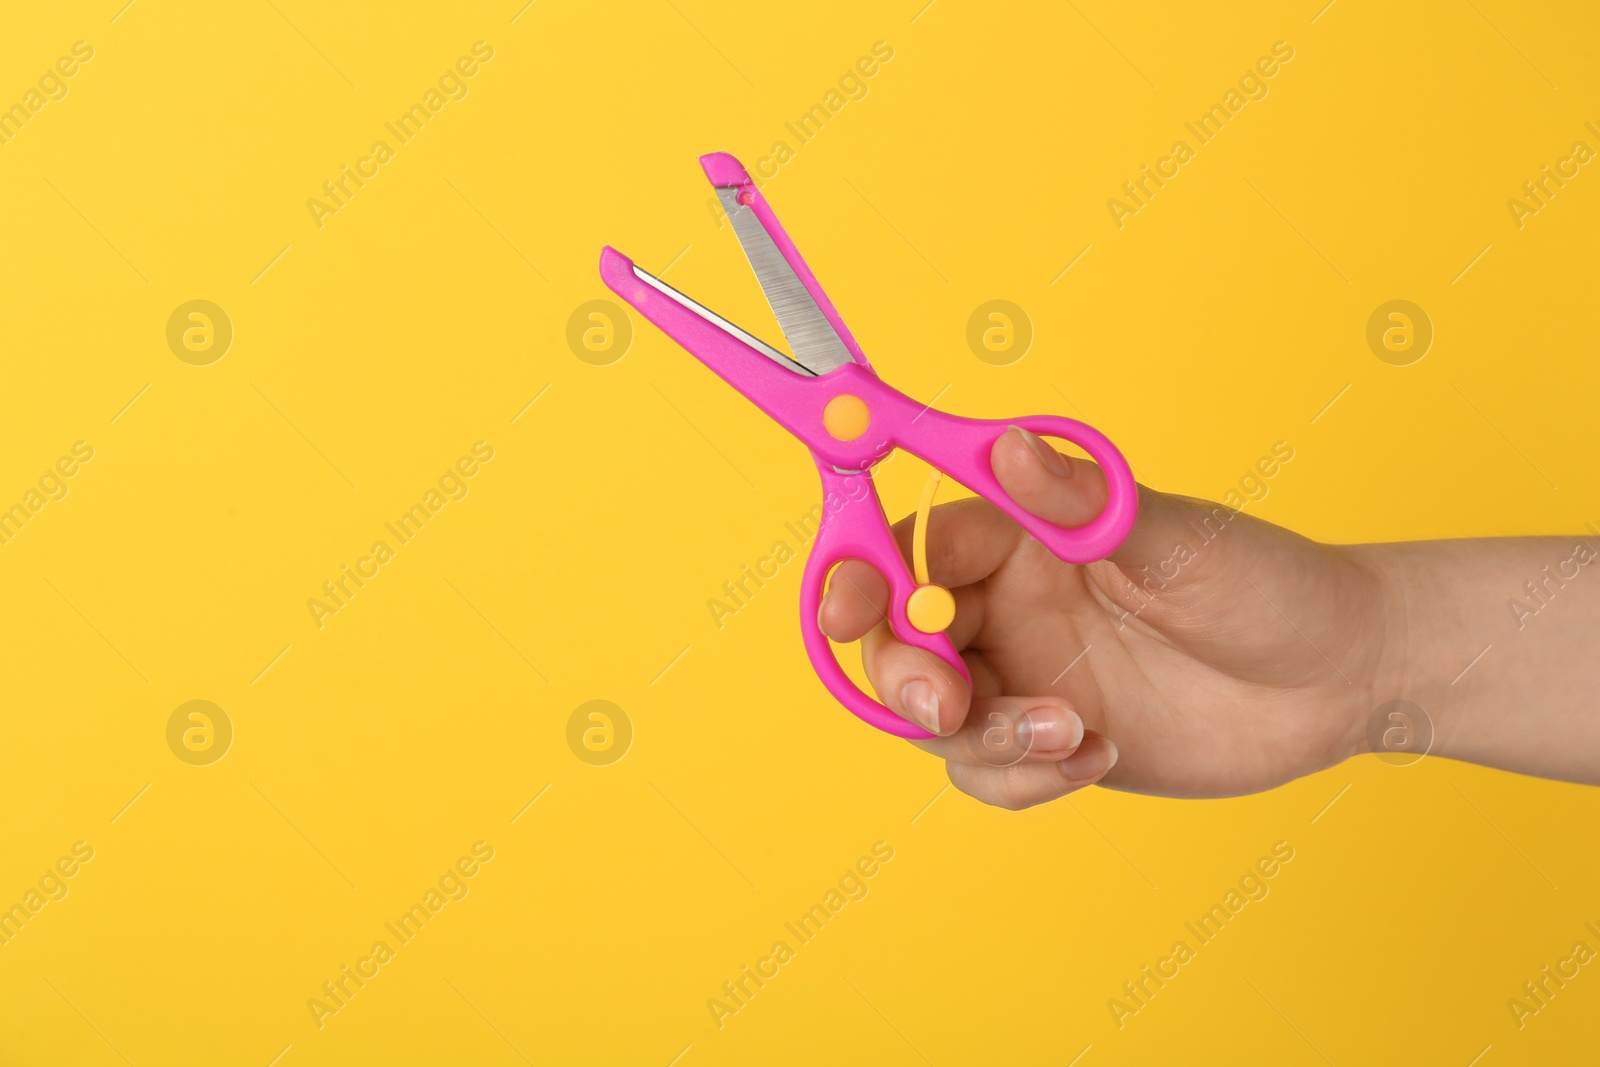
[[799, 408, 1137, 738], [798, 465, 968, 740], [898, 407, 1138, 565]]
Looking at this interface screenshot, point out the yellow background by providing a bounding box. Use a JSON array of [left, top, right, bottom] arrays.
[[2, 0, 1598, 1063]]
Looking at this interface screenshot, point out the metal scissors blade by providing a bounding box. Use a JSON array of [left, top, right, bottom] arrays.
[[628, 262, 817, 377], [714, 186, 855, 376]]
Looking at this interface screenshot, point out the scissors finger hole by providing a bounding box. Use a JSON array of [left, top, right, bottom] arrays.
[[994, 428, 1112, 530]]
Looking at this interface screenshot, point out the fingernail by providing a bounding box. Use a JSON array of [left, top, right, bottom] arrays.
[[1058, 738, 1117, 781], [1013, 426, 1072, 478], [1015, 707, 1084, 753], [901, 679, 941, 735]]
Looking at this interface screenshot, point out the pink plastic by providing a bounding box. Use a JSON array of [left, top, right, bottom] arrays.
[[600, 155, 1139, 739], [798, 465, 969, 738]]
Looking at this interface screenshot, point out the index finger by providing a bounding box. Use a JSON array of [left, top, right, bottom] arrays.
[[887, 495, 1024, 588]]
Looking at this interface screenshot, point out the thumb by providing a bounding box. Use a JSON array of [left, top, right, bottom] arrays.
[[991, 426, 1183, 567]]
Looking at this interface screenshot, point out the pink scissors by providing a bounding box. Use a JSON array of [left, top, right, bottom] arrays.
[[600, 152, 1137, 740]]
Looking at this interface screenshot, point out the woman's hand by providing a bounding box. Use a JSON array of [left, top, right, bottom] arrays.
[[818, 428, 1391, 809]]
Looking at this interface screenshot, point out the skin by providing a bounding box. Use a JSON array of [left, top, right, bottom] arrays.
[[818, 428, 1600, 810]]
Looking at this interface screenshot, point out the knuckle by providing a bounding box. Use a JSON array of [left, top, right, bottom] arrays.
[[993, 764, 1040, 810], [948, 762, 1037, 812]]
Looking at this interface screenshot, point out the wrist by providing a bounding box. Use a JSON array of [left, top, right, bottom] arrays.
[[1342, 542, 1443, 761], [1344, 541, 1483, 765]]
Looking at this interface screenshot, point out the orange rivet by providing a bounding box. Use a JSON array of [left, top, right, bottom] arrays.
[[907, 584, 956, 634], [822, 394, 870, 441]]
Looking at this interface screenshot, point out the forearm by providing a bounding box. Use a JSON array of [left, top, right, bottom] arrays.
[[1352, 537, 1600, 783]]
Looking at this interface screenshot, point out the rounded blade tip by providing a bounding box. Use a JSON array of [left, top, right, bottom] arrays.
[[699, 152, 752, 187], [598, 245, 636, 289]]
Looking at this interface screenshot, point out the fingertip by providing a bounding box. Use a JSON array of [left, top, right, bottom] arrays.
[[817, 596, 843, 642], [1057, 734, 1117, 784], [899, 678, 942, 736], [1008, 425, 1073, 477], [992, 427, 1108, 527], [1013, 697, 1084, 755], [895, 667, 970, 737], [818, 560, 888, 642]]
